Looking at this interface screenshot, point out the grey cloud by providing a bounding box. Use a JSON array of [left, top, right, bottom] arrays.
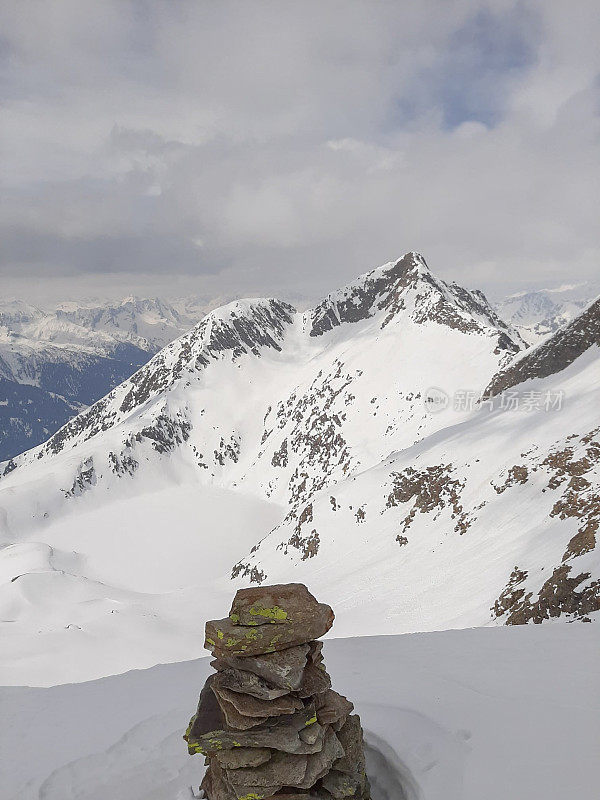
[[1, 0, 598, 303]]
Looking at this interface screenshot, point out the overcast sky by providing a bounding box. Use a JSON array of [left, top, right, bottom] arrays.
[[1, 0, 598, 305]]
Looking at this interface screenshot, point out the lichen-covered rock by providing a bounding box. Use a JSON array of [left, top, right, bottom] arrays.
[[186, 708, 326, 757], [228, 583, 332, 628], [185, 583, 369, 799], [205, 608, 333, 658]]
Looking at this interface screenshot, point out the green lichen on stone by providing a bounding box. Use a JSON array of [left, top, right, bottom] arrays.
[[243, 628, 259, 640], [186, 739, 206, 755], [305, 714, 317, 726], [249, 605, 288, 621], [229, 613, 240, 623], [226, 637, 238, 648], [238, 794, 264, 800], [184, 715, 196, 739], [206, 637, 216, 647], [216, 629, 224, 640], [183, 717, 207, 757]]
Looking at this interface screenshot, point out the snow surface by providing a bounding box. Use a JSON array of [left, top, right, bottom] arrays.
[[0, 483, 282, 686], [1, 624, 598, 800]]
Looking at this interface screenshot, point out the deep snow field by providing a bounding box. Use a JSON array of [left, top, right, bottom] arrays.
[[2, 624, 598, 800]]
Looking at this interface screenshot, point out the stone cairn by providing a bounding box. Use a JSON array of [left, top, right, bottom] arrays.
[[184, 583, 370, 800]]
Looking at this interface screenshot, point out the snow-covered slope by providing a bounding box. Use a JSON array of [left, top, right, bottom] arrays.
[[495, 280, 600, 345], [234, 339, 599, 637], [2, 252, 598, 685], [2, 625, 598, 800]]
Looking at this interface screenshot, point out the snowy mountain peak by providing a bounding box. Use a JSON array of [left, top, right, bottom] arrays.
[[308, 251, 427, 336], [308, 251, 522, 355]]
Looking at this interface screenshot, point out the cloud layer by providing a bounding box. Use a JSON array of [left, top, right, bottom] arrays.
[[1, 0, 598, 302]]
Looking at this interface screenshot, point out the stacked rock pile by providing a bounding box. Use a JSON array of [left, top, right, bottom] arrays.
[[184, 583, 370, 800]]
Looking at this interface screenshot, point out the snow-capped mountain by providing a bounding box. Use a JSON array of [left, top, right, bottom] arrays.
[[0, 296, 210, 461], [0, 252, 597, 687], [50, 297, 204, 353], [0, 296, 209, 353], [495, 281, 600, 345]]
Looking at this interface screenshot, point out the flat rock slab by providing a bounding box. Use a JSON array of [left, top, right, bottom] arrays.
[[263, 795, 320, 800], [296, 661, 332, 698], [227, 749, 309, 788], [228, 583, 333, 628], [185, 675, 226, 753], [212, 676, 303, 718], [212, 666, 292, 700], [213, 692, 269, 730], [214, 747, 272, 770], [189, 707, 325, 757], [203, 760, 284, 800], [205, 604, 333, 657], [211, 643, 310, 690]]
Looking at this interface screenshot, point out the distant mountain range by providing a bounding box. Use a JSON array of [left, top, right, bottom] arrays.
[[494, 281, 599, 345], [0, 296, 223, 461], [1, 251, 597, 685]]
